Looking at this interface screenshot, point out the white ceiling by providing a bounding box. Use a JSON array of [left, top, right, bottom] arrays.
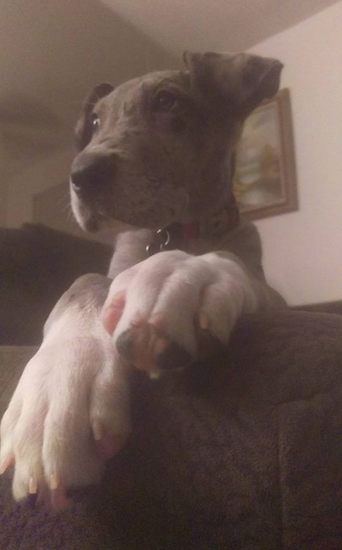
[[101, 0, 339, 54]]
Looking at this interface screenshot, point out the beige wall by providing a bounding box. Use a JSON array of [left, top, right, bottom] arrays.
[[250, 2, 342, 305]]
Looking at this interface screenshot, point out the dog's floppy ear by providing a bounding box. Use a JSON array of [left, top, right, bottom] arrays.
[[183, 51, 283, 116], [75, 83, 114, 150]]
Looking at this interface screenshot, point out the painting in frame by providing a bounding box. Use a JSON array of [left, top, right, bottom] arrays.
[[233, 88, 298, 221]]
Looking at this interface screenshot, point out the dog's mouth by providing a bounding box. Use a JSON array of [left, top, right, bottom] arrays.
[[70, 187, 184, 234], [70, 174, 188, 233], [69, 181, 109, 232]]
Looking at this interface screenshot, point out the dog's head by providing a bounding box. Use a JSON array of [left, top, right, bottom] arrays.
[[70, 51, 282, 232]]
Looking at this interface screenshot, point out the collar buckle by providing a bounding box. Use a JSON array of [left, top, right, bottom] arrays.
[[146, 228, 171, 256]]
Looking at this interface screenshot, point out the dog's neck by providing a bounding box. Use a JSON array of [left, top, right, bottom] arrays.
[[147, 197, 240, 256], [109, 198, 240, 279]]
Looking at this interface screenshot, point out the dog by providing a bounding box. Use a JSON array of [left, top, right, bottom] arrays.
[[0, 51, 285, 507]]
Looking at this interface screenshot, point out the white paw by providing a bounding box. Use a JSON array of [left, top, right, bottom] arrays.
[[102, 250, 258, 373], [0, 323, 130, 505]]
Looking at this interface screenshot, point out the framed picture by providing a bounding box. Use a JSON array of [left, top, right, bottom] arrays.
[[233, 88, 298, 221]]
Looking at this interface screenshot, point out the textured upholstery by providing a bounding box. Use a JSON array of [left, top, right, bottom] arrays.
[[1, 310, 342, 549]]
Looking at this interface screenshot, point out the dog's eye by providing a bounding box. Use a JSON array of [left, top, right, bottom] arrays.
[[152, 90, 179, 112], [90, 113, 100, 131]]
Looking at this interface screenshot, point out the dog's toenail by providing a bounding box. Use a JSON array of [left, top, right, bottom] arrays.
[[198, 312, 209, 330], [116, 330, 135, 363], [29, 476, 38, 495], [0, 454, 13, 475], [49, 473, 59, 491]]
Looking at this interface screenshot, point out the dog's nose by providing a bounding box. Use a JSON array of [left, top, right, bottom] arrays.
[[70, 153, 115, 196]]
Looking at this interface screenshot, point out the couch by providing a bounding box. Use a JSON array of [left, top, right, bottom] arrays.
[[1, 309, 342, 549]]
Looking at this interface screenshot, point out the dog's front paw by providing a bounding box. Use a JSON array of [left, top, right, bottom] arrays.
[[102, 250, 258, 373], [0, 333, 130, 506]]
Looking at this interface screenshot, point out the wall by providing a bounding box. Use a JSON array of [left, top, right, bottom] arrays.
[[250, 1, 342, 305]]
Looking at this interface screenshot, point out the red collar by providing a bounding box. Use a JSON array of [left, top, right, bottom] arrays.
[[146, 199, 240, 256]]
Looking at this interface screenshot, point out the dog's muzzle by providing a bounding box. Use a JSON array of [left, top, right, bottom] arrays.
[[70, 152, 116, 200]]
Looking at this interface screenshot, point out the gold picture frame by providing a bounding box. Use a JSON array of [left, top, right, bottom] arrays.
[[234, 88, 298, 220]]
